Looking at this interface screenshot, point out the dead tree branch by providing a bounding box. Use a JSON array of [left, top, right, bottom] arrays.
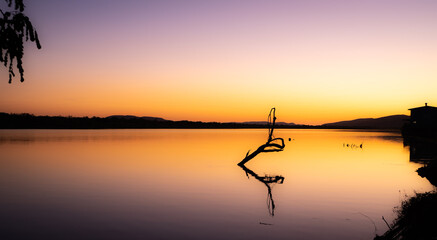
[[238, 108, 285, 165]]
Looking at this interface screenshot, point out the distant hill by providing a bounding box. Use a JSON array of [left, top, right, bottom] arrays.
[[0, 112, 410, 129], [107, 115, 167, 121], [0, 113, 305, 129], [322, 115, 410, 129]]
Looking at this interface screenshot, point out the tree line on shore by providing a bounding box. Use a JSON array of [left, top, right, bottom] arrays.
[[0, 112, 314, 129]]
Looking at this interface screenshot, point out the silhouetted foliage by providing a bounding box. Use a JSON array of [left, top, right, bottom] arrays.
[[375, 191, 437, 240], [417, 162, 437, 187], [0, 112, 316, 129], [1, 0, 40, 83]]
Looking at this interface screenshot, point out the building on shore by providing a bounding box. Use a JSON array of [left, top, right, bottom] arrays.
[[402, 103, 437, 138]]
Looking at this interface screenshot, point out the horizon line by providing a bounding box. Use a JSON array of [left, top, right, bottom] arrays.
[[0, 111, 410, 126]]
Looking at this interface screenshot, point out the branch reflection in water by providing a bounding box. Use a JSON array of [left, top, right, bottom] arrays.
[[239, 164, 284, 216]]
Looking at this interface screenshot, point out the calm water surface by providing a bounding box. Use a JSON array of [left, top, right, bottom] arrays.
[[0, 129, 434, 240]]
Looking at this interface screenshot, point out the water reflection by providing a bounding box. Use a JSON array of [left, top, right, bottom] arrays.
[[0, 128, 434, 240], [376, 137, 437, 240], [237, 108, 286, 217], [404, 137, 437, 163], [403, 137, 437, 186], [239, 164, 284, 217]]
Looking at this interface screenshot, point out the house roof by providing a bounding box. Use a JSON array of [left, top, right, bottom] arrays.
[[409, 105, 437, 111]]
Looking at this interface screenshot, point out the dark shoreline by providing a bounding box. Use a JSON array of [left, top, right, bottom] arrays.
[[0, 112, 403, 130]]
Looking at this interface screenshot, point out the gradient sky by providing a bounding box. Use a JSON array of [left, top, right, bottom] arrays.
[[1, 0, 437, 124]]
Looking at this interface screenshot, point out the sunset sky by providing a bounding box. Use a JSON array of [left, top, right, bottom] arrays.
[[1, 0, 436, 125]]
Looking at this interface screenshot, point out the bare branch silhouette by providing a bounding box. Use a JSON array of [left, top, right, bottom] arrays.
[[238, 108, 285, 166]]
